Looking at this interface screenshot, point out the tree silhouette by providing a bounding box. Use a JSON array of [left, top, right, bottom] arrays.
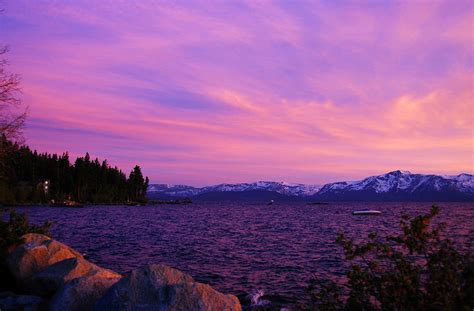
[[0, 137, 149, 205], [128, 165, 148, 203], [0, 46, 25, 145]]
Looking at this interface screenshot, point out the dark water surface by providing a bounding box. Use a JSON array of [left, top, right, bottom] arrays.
[[14, 202, 474, 308]]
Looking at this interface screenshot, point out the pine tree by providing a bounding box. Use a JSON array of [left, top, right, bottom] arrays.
[[128, 165, 148, 203], [0, 136, 149, 205]]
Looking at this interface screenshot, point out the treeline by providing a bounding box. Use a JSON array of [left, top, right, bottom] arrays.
[[0, 136, 148, 205]]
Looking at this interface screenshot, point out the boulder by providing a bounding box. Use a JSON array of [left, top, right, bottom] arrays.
[[50, 268, 122, 311], [28, 257, 114, 296], [7, 233, 83, 283], [0, 292, 43, 311], [6, 235, 240, 311], [94, 264, 241, 311]]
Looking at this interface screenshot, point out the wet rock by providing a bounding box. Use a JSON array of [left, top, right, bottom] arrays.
[[50, 268, 122, 311], [94, 264, 241, 311], [0, 292, 43, 311], [7, 233, 83, 283]]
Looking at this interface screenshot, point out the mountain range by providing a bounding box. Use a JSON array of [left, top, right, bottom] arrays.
[[147, 171, 474, 202], [147, 181, 321, 201]]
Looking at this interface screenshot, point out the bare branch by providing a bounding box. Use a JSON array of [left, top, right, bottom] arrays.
[[0, 44, 24, 144]]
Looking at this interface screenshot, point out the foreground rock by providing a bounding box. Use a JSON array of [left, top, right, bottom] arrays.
[[7, 233, 83, 284], [29, 257, 119, 297], [6, 233, 121, 309], [6, 234, 241, 310], [94, 264, 242, 311], [50, 268, 121, 311]]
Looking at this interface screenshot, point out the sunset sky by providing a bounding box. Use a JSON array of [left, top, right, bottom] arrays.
[[1, 0, 473, 186]]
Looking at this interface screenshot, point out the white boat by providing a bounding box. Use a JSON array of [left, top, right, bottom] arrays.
[[267, 200, 274, 205], [352, 210, 381, 215]]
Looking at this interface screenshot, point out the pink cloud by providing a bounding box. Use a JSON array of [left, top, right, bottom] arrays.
[[1, 0, 472, 185]]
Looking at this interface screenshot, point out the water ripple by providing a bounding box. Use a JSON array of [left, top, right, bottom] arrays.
[[15, 202, 474, 309]]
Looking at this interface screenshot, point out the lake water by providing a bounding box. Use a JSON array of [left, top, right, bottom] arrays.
[[12, 202, 474, 309]]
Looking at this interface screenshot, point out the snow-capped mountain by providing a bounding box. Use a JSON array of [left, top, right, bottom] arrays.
[[148, 171, 474, 201], [200, 181, 321, 197], [147, 181, 321, 199], [313, 171, 474, 201], [147, 184, 201, 198]]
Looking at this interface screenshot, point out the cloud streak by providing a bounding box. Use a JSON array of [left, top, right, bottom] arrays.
[[1, 0, 472, 185]]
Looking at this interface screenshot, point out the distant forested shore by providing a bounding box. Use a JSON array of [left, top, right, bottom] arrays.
[[0, 136, 149, 205]]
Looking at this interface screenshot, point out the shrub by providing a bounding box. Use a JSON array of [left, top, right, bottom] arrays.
[[307, 206, 474, 310], [0, 209, 52, 291], [0, 209, 52, 250]]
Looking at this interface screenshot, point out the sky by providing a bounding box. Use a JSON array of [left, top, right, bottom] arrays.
[[0, 0, 473, 186]]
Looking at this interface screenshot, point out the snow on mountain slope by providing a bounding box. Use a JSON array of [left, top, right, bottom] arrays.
[[148, 181, 321, 198], [147, 184, 200, 197], [200, 181, 321, 196], [148, 171, 474, 201], [444, 174, 474, 192], [318, 171, 474, 194], [315, 171, 474, 201]]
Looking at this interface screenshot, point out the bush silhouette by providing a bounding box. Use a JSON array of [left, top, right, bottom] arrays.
[[307, 206, 474, 310], [0, 210, 52, 291]]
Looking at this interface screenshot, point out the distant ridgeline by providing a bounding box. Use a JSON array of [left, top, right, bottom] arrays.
[[148, 171, 474, 202], [0, 137, 149, 205]]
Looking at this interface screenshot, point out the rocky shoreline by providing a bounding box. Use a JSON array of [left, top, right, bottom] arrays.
[[1, 233, 242, 310]]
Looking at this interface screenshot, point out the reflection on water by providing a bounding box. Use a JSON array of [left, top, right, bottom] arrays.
[[14, 202, 474, 308]]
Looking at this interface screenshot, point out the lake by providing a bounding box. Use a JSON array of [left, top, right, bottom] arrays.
[[12, 202, 474, 309]]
